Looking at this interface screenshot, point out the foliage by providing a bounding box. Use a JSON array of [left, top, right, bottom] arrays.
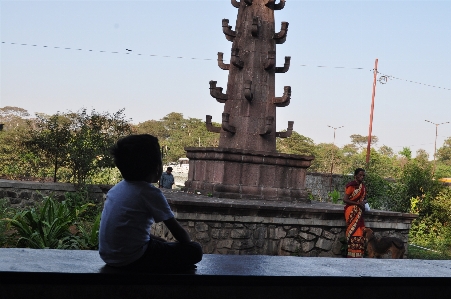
[[0, 198, 18, 247], [24, 108, 133, 184], [398, 147, 412, 160], [136, 112, 220, 164], [349, 134, 378, 150], [25, 113, 72, 182], [276, 131, 315, 156], [75, 213, 101, 250], [328, 190, 342, 204], [437, 137, 451, 165], [7, 196, 89, 249]]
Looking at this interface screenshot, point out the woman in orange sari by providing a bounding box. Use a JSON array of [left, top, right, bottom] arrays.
[[343, 168, 367, 258]]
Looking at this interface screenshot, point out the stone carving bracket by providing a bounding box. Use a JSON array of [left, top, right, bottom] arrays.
[[209, 80, 228, 103], [273, 22, 289, 44], [231, 48, 244, 69], [222, 19, 236, 42], [217, 52, 230, 70], [222, 113, 236, 134], [231, 0, 240, 8], [266, 0, 286, 10], [275, 56, 291, 73], [275, 121, 294, 138], [244, 80, 253, 101], [206, 115, 221, 133], [259, 116, 274, 136], [273, 86, 291, 107], [264, 51, 276, 70]]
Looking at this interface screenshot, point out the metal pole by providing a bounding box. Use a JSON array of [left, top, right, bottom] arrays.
[[327, 125, 344, 194], [425, 120, 450, 175], [366, 59, 378, 166]]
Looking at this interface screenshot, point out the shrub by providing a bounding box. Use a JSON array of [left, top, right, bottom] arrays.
[[7, 196, 89, 249]]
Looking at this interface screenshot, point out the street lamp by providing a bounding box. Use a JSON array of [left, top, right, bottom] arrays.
[[327, 125, 344, 194], [425, 120, 450, 174]]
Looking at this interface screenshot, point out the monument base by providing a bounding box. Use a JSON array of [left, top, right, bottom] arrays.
[[184, 147, 314, 202]]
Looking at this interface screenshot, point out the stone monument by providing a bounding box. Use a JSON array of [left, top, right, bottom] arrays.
[[184, 0, 314, 202]]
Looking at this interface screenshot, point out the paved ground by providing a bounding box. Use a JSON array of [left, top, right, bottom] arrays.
[[2, 248, 451, 277]]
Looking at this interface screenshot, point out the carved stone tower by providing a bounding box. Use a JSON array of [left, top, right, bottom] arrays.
[[185, 0, 314, 202]]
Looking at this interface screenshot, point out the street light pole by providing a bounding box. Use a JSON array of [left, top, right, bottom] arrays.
[[327, 125, 344, 193], [425, 120, 450, 174]]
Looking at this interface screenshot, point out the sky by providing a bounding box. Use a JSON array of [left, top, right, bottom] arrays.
[[1, 0, 451, 158]]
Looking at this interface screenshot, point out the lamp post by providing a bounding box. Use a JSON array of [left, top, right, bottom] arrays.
[[327, 125, 344, 193], [425, 120, 449, 174]]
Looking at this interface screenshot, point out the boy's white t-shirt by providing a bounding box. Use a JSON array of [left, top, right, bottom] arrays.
[[99, 180, 174, 266]]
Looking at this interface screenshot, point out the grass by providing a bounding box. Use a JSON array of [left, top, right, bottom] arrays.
[[407, 244, 451, 260]]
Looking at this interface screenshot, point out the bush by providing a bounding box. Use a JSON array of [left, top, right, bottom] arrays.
[[7, 196, 89, 249]]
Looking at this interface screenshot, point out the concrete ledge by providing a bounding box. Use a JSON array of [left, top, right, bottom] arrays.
[[1, 249, 451, 299]]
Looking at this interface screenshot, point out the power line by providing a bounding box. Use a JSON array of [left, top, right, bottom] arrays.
[[1, 41, 213, 61], [3, 41, 451, 91]]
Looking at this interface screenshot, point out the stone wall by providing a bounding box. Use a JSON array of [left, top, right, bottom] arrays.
[[304, 172, 348, 201], [156, 190, 416, 257], [0, 179, 105, 208], [0, 179, 417, 257]]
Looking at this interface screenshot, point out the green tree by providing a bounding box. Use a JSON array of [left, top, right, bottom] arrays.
[[437, 137, 451, 165], [136, 113, 220, 163], [398, 147, 412, 160], [25, 113, 72, 182], [349, 134, 378, 150], [276, 131, 315, 156], [64, 108, 133, 184]]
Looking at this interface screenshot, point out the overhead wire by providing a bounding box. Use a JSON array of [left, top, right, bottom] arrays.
[[2, 40, 451, 91]]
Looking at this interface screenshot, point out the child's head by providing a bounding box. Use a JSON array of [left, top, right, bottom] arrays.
[[110, 134, 162, 182]]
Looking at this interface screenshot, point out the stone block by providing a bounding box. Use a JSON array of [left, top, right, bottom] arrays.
[[316, 238, 334, 251], [19, 191, 32, 200], [211, 229, 230, 239], [330, 227, 342, 234], [188, 221, 195, 227], [232, 239, 254, 250], [231, 229, 251, 239], [195, 232, 210, 243], [281, 238, 301, 253], [301, 241, 315, 253], [9, 197, 21, 204], [195, 222, 209, 232], [287, 228, 298, 237], [6, 191, 17, 198], [298, 232, 315, 241], [269, 227, 286, 239], [207, 222, 222, 228], [322, 230, 335, 240], [253, 227, 267, 240], [309, 227, 323, 236], [217, 239, 233, 249], [244, 223, 256, 230]]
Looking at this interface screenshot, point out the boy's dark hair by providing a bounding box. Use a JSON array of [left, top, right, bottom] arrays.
[[110, 134, 162, 181], [354, 168, 365, 176]]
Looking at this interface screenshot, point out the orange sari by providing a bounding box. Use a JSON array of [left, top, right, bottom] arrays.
[[344, 181, 366, 258]]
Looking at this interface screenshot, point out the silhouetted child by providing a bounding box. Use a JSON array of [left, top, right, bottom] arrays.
[[99, 134, 202, 272]]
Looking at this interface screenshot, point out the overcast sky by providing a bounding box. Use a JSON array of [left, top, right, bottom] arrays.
[[1, 0, 450, 157]]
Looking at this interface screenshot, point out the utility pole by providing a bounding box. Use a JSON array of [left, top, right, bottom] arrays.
[[425, 120, 450, 174], [366, 59, 378, 166], [328, 125, 344, 193]]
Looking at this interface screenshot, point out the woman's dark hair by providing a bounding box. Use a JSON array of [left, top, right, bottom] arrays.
[[110, 134, 162, 181], [354, 168, 365, 176]]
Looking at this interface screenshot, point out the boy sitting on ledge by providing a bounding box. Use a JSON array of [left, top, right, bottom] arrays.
[[99, 134, 202, 272]]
